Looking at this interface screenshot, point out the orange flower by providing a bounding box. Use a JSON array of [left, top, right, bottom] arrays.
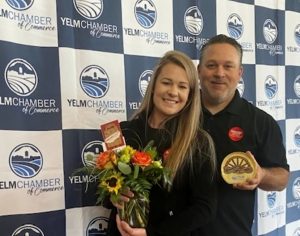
[[132, 151, 152, 167], [96, 150, 116, 169]]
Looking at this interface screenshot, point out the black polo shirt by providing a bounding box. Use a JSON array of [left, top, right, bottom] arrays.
[[201, 90, 289, 236]]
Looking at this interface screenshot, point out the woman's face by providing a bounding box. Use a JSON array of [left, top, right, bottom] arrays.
[[151, 62, 190, 124]]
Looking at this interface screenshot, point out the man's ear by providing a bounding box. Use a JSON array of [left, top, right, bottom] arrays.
[[239, 65, 244, 77]]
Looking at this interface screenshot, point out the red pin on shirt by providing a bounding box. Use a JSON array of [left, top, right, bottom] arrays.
[[228, 126, 244, 142]]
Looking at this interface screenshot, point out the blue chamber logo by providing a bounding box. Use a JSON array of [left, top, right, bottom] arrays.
[[12, 224, 44, 236], [73, 0, 103, 20], [292, 177, 300, 200], [9, 143, 43, 178], [294, 75, 300, 98], [138, 70, 152, 97], [263, 19, 278, 44], [82, 141, 104, 166], [227, 13, 243, 40], [86, 217, 109, 236], [184, 6, 203, 36], [6, 0, 34, 11], [80, 65, 109, 98], [295, 24, 300, 47], [264, 75, 278, 99], [134, 0, 157, 29], [266, 191, 276, 208], [294, 126, 300, 148], [4, 58, 38, 97], [237, 77, 245, 97]]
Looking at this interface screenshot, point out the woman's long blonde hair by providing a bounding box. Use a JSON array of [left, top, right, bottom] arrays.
[[131, 50, 216, 179]]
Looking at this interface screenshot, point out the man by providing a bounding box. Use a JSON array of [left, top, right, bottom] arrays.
[[197, 34, 289, 235]]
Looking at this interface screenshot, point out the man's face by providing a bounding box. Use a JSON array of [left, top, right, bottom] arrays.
[[198, 43, 243, 110]]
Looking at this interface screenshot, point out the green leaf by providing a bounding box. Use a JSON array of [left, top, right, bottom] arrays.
[[143, 140, 154, 151], [96, 187, 109, 205], [118, 162, 132, 175], [133, 165, 139, 179], [110, 194, 119, 204], [142, 140, 158, 159]]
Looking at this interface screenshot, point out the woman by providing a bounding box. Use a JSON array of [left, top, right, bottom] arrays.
[[114, 50, 217, 236]]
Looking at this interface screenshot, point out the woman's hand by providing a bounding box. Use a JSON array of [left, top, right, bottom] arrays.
[[116, 214, 147, 236], [111, 187, 134, 209]]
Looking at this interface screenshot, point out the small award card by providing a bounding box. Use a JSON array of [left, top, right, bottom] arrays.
[[100, 120, 125, 151]]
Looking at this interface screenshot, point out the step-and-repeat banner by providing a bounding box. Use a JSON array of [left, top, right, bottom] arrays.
[[0, 0, 300, 235]]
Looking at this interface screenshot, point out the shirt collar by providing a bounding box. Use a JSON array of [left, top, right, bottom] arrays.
[[225, 90, 243, 115], [202, 90, 243, 116]]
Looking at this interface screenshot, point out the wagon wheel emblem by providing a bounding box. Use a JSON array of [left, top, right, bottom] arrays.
[[221, 152, 256, 184], [223, 155, 253, 174]]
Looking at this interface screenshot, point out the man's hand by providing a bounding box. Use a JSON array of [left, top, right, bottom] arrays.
[[233, 151, 265, 190], [233, 151, 289, 191]]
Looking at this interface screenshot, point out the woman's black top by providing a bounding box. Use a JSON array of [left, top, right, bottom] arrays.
[[107, 116, 217, 236]]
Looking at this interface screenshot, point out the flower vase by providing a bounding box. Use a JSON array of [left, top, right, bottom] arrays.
[[118, 194, 149, 228]]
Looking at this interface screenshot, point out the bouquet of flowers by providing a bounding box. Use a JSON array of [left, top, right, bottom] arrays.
[[78, 140, 171, 228]]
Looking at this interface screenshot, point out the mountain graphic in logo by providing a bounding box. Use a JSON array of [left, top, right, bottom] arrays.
[[87, 217, 109, 235], [12, 224, 44, 236], [267, 191, 276, 208], [80, 65, 109, 98], [184, 6, 203, 36], [294, 75, 300, 98], [139, 70, 152, 97], [237, 77, 245, 97], [263, 19, 278, 44], [9, 143, 43, 178], [264, 75, 278, 99], [227, 13, 243, 40], [295, 24, 300, 47], [134, 0, 157, 29], [82, 141, 104, 167], [292, 177, 300, 200], [5, 58, 38, 96], [73, 0, 103, 20], [294, 126, 300, 148], [6, 0, 34, 10], [293, 227, 300, 236]]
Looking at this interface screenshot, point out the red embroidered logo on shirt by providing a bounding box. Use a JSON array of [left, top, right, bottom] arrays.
[[228, 127, 244, 142]]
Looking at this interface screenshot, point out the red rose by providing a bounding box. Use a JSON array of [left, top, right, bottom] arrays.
[[132, 151, 152, 167]]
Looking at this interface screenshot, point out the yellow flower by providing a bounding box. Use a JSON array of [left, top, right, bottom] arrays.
[[100, 173, 123, 194], [122, 145, 136, 154]]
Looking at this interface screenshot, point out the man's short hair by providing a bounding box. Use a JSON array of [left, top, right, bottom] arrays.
[[199, 34, 243, 65]]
